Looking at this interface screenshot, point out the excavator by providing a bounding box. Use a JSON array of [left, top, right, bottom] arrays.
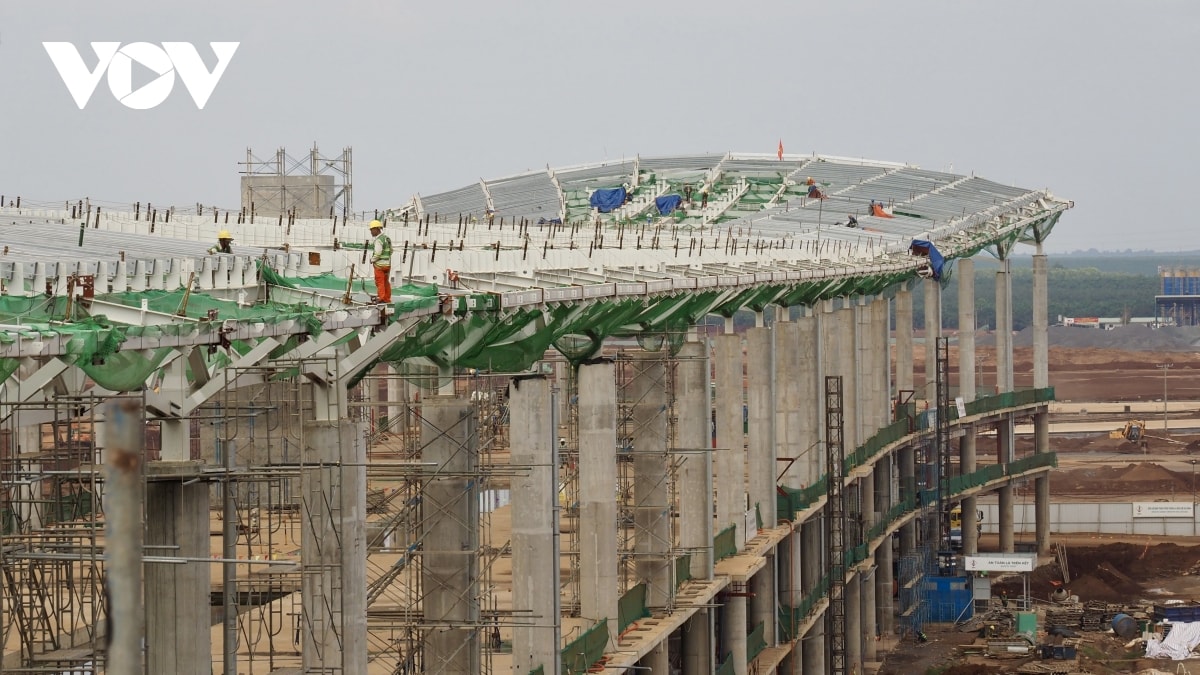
[[1109, 420, 1184, 449]]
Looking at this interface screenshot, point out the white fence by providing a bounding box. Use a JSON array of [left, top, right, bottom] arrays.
[[979, 501, 1200, 537]]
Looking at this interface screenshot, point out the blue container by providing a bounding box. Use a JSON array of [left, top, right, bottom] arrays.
[[1112, 613, 1137, 639]]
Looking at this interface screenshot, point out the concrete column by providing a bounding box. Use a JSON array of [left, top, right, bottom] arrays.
[[862, 568, 878, 662], [1033, 252, 1052, 555], [145, 482, 210, 675], [999, 484, 1015, 553], [958, 258, 976, 402], [874, 455, 893, 606], [859, 470, 877, 661], [715, 333, 746, 548], [873, 297, 890, 432], [959, 257, 981, 555], [722, 594, 748, 675], [1033, 253, 1049, 389], [631, 353, 672, 607], [386, 365, 404, 435], [998, 415, 1014, 553], [677, 342, 714, 579], [1035, 413, 1051, 555], [578, 360, 619, 639], [923, 278, 941, 404], [800, 521, 825, 675], [554, 360, 571, 436], [683, 610, 714, 675], [839, 303, 859, 453], [898, 445, 916, 555], [797, 311, 821, 486], [751, 561, 776, 647], [747, 328, 775, 527], [418, 398, 479, 674], [876, 535, 894, 639], [995, 258, 1014, 392], [510, 376, 558, 674], [846, 570, 862, 672], [895, 289, 914, 396], [300, 418, 368, 674], [961, 436, 979, 556], [775, 320, 802, 492], [639, 641, 670, 674]]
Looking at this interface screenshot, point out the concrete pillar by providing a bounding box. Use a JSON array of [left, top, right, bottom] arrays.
[[862, 568, 878, 662], [631, 353, 672, 607], [386, 365, 404, 435], [145, 482, 210, 675], [418, 398, 479, 674], [797, 311, 821, 486], [961, 437, 979, 556], [775, 320, 802, 492], [800, 521, 825, 675], [898, 445, 916, 555], [999, 484, 1015, 553], [958, 258, 976, 402], [995, 258, 1014, 392], [895, 288, 914, 396], [839, 303, 859, 453], [683, 610, 714, 675], [714, 333, 746, 548], [722, 594, 748, 675], [639, 641, 670, 674], [578, 360, 619, 639], [958, 257, 981, 555], [846, 570, 862, 673], [300, 418, 368, 674], [1033, 252, 1052, 555], [1033, 253, 1049, 389], [998, 415, 1014, 553], [1035, 413, 1051, 555], [510, 376, 558, 674], [873, 297, 890, 432], [747, 327, 775, 527], [923, 278, 941, 404], [751, 561, 776, 647], [860, 470, 877, 661], [876, 535, 894, 640], [677, 342, 714, 579]]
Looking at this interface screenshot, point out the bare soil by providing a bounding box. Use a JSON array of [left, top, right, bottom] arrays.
[[880, 331, 1200, 675]]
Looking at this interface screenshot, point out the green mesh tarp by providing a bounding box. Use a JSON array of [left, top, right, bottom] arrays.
[[617, 583, 650, 633], [747, 622, 766, 664], [714, 524, 737, 561], [560, 620, 609, 675]]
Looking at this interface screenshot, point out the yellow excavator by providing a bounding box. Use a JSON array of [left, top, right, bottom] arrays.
[[1109, 420, 1184, 448]]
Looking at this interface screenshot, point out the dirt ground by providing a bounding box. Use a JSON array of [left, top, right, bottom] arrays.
[[880, 331, 1200, 675]]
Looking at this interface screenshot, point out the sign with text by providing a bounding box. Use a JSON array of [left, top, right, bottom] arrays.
[[1133, 502, 1195, 518], [963, 553, 1037, 572]]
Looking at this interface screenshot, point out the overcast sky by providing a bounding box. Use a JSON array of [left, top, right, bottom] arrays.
[[1, 1, 1196, 253]]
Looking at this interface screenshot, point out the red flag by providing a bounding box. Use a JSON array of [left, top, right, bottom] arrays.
[[777, 139, 784, 161]]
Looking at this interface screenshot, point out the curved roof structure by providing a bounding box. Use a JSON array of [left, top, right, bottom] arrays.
[[0, 152, 1070, 391]]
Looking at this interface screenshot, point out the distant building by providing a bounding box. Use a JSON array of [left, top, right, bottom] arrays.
[[1155, 267, 1200, 326]]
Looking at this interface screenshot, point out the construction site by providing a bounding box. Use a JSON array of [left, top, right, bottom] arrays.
[[0, 150, 1084, 674]]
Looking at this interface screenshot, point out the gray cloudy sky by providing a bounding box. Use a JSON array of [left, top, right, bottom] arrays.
[[1, 1, 1196, 253]]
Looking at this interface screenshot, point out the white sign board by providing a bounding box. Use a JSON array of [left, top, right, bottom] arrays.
[[963, 553, 1037, 572], [1133, 502, 1196, 518], [744, 508, 758, 542], [955, 396, 967, 418]]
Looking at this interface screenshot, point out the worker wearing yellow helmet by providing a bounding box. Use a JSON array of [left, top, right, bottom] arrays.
[[208, 230, 234, 255], [369, 220, 392, 303]]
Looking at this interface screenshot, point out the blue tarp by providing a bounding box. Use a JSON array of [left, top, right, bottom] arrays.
[[910, 239, 946, 280], [654, 194, 682, 216], [590, 187, 627, 213]]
